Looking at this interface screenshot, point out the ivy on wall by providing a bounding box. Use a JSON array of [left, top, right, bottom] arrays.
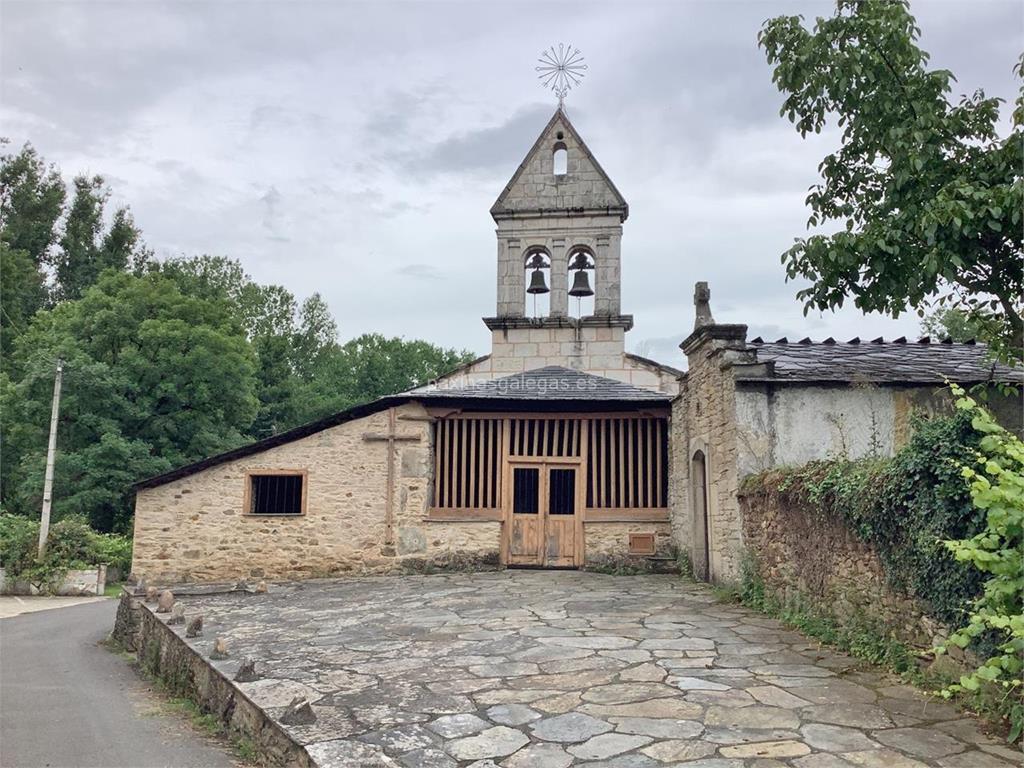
[[744, 409, 985, 631], [743, 393, 1023, 738]]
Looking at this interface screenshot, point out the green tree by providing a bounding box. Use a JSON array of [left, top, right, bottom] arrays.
[[100, 207, 151, 275], [920, 307, 1001, 344], [0, 144, 65, 358], [52, 175, 146, 302], [0, 245, 46, 358], [3, 272, 258, 531], [53, 175, 106, 302], [759, 0, 1023, 362], [159, 255, 340, 435], [293, 293, 339, 379], [0, 143, 65, 266], [295, 333, 474, 423], [159, 255, 297, 340]]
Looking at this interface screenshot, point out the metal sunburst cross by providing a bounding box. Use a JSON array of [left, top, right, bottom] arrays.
[[536, 44, 587, 107]]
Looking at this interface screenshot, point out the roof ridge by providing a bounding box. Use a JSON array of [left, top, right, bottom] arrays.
[[757, 337, 991, 348]]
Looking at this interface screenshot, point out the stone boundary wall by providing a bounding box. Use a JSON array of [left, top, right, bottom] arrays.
[[112, 591, 312, 767], [0, 565, 107, 596], [738, 488, 946, 649]]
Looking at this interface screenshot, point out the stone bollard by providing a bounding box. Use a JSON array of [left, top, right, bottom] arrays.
[[145, 586, 159, 603], [255, 580, 267, 594], [234, 657, 259, 682], [186, 616, 203, 638], [155, 590, 175, 613], [280, 696, 316, 725], [210, 637, 229, 660], [167, 603, 186, 625]]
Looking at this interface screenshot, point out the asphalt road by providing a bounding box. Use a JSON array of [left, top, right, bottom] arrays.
[[0, 600, 237, 768]]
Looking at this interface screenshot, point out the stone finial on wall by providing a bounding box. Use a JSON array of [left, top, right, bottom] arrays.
[[694, 282, 714, 329]]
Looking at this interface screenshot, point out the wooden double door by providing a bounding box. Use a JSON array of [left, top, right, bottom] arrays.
[[506, 461, 582, 568]]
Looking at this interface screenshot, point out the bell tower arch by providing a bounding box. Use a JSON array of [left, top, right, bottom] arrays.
[[484, 107, 635, 374]]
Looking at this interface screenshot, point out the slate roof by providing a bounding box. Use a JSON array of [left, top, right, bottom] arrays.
[[409, 366, 671, 402], [739, 337, 1022, 384]]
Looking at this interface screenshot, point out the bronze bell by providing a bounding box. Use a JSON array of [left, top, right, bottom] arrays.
[[527, 268, 550, 295], [568, 268, 594, 298]]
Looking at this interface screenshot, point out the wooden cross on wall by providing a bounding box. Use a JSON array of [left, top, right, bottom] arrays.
[[362, 408, 421, 550]]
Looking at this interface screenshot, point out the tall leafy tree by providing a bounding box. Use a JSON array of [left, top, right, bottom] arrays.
[[760, 0, 1023, 362], [294, 333, 474, 423], [920, 307, 1001, 345], [294, 293, 339, 379], [100, 207, 151, 274], [0, 143, 65, 266], [4, 272, 258, 531], [52, 175, 146, 302], [158, 255, 346, 435], [53, 175, 106, 302], [0, 144, 65, 358]]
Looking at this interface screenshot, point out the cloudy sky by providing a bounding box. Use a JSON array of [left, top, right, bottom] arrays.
[[3, 0, 1021, 366]]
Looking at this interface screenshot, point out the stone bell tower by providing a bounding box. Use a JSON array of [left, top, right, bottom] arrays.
[[481, 106, 642, 378]]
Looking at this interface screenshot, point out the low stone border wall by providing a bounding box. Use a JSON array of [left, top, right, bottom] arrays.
[[0, 565, 107, 596], [113, 590, 312, 767]]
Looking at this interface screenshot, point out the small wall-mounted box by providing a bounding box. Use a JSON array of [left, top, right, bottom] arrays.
[[628, 533, 656, 555]]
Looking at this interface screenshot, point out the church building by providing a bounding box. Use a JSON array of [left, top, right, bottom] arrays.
[[130, 107, 1022, 584]]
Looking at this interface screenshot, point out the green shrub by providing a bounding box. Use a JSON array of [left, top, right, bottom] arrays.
[[747, 409, 985, 633], [93, 532, 132, 573], [0, 514, 40, 575], [0, 512, 131, 590], [44, 516, 101, 569], [937, 385, 1024, 742]]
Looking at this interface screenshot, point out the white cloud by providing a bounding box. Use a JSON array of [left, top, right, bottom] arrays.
[[2, 0, 1019, 363]]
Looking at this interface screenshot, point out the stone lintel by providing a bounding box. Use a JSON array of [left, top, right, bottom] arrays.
[[680, 324, 748, 355], [483, 315, 634, 332]]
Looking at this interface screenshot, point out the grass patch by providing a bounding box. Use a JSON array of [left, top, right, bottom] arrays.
[[715, 561, 925, 678], [103, 582, 123, 598]]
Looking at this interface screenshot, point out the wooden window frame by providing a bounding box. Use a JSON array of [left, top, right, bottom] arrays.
[[243, 469, 308, 517]]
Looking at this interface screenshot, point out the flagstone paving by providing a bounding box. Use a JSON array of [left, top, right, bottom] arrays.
[[156, 571, 1020, 768]]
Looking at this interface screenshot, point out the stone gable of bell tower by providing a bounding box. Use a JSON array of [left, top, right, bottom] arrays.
[[432, 107, 679, 394], [488, 107, 630, 325]]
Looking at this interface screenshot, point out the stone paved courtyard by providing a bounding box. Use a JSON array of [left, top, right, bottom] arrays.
[[161, 571, 1019, 768]]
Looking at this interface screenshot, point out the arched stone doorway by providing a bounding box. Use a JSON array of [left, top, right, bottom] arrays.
[[691, 450, 710, 582]]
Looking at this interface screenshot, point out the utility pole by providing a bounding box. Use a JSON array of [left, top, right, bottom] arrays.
[[37, 359, 63, 558]]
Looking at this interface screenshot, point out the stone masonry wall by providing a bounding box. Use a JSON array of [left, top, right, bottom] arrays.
[[668, 389, 691, 563], [583, 521, 676, 573], [131, 402, 501, 584], [738, 487, 946, 649], [679, 337, 745, 584]]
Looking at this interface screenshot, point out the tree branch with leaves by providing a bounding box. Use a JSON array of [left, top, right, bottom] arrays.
[[759, 0, 1023, 363]]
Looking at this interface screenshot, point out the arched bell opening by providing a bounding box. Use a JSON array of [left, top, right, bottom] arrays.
[[552, 141, 568, 176], [566, 246, 595, 318], [524, 247, 551, 318], [691, 449, 710, 582]]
